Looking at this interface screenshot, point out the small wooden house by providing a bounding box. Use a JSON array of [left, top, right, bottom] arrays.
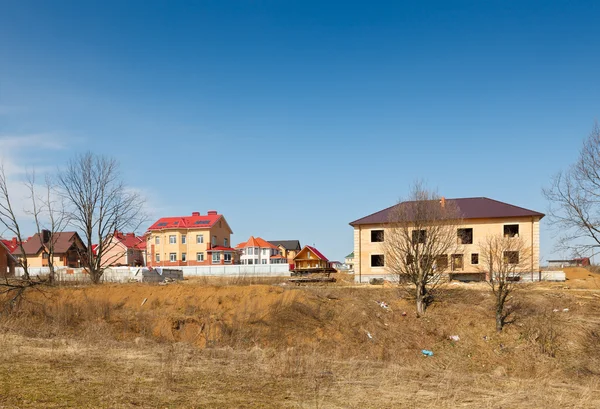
[[291, 245, 335, 275]]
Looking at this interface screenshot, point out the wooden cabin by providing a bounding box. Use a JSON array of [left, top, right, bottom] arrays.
[[291, 245, 335, 275]]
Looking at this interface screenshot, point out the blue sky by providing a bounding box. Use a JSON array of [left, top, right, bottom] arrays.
[[1, 0, 599, 262]]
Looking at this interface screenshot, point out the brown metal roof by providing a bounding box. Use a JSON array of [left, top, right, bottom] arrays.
[[19, 232, 85, 255], [349, 197, 545, 226]]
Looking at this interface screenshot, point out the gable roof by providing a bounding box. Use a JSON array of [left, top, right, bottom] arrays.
[[236, 236, 278, 249], [349, 197, 545, 226], [0, 239, 19, 253], [304, 245, 329, 261], [112, 231, 145, 249], [19, 232, 85, 255], [345, 251, 354, 259], [268, 240, 301, 251], [147, 211, 232, 233]]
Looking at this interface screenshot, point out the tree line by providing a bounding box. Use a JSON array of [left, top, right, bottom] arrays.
[[0, 152, 145, 290]]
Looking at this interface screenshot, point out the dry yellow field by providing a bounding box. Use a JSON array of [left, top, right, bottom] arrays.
[[1, 275, 599, 408]]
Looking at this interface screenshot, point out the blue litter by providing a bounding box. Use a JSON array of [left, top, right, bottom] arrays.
[[421, 349, 434, 357]]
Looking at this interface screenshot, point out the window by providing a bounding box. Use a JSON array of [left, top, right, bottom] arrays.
[[504, 251, 519, 264], [196, 252, 204, 262], [248, 247, 253, 255], [196, 234, 204, 244], [254, 258, 259, 265], [42, 253, 49, 259], [262, 259, 267, 264], [224, 238, 228, 247], [169, 253, 176, 262], [181, 253, 187, 262], [155, 237, 160, 245], [471, 253, 479, 265], [224, 253, 232, 263], [371, 254, 385, 267], [435, 255, 448, 270], [371, 230, 384, 242], [181, 235, 186, 244], [212, 236, 217, 246], [248, 259, 254, 265], [262, 248, 267, 255], [451, 254, 464, 271], [504, 224, 519, 238], [212, 252, 220, 264], [457, 228, 473, 244], [406, 254, 415, 265], [169, 235, 176, 244], [412, 230, 427, 244], [155, 253, 160, 262]]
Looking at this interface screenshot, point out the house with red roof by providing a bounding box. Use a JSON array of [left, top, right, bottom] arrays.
[[235, 236, 287, 265], [1, 239, 17, 277], [146, 210, 235, 266], [349, 197, 544, 283], [101, 231, 147, 267]]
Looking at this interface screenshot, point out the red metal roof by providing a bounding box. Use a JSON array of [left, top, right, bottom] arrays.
[[349, 197, 545, 226], [0, 239, 19, 253], [305, 245, 329, 261], [113, 231, 145, 249], [147, 212, 224, 231]]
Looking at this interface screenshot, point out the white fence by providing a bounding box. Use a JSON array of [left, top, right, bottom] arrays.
[[14, 267, 183, 283], [15, 264, 292, 282], [179, 264, 291, 277]]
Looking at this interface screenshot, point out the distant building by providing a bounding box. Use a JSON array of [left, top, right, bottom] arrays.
[[345, 251, 354, 271], [0, 239, 17, 277], [350, 197, 544, 283], [102, 231, 146, 267], [236, 236, 286, 264], [291, 245, 335, 274], [268, 240, 301, 264], [146, 210, 235, 266], [12, 231, 87, 268]]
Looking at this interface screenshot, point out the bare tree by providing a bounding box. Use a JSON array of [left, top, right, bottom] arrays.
[[0, 161, 30, 280], [479, 235, 531, 332], [383, 183, 463, 316], [58, 152, 146, 284], [25, 172, 69, 283], [543, 122, 600, 255]]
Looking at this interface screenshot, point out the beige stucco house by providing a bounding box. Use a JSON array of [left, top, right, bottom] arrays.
[[350, 197, 544, 283], [13, 231, 87, 268], [146, 210, 234, 266], [101, 231, 146, 267]]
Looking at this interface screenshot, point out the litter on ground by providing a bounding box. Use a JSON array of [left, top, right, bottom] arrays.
[[449, 335, 460, 342], [421, 349, 434, 357]]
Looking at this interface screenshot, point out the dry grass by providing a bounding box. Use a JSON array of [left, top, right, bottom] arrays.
[[1, 280, 599, 408]]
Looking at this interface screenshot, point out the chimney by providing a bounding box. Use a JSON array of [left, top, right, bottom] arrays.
[[192, 212, 200, 216], [440, 197, 446, 208], [42, 229, 51, 244], [207, 210, 217, 215], [11, 237, 17, 246]]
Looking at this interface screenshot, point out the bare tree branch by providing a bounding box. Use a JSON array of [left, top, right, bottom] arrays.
[[543, 123, 600, 256], [478, 235, 531, 331], [57, 152, 146, 283], [382, 182, 463, 316]]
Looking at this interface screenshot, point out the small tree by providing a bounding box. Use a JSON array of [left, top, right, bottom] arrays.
[[383, 183, 462, 316], [543, 122, 600, 254], [0, 161, 30, 280], [479, 235, 531, 332], [58, 152, 146, 284], [25, 172, 69, 283]]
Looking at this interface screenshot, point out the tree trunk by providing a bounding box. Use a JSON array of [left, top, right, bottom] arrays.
[[416, 283, 426, 317], [495, 304, 504, 332]]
